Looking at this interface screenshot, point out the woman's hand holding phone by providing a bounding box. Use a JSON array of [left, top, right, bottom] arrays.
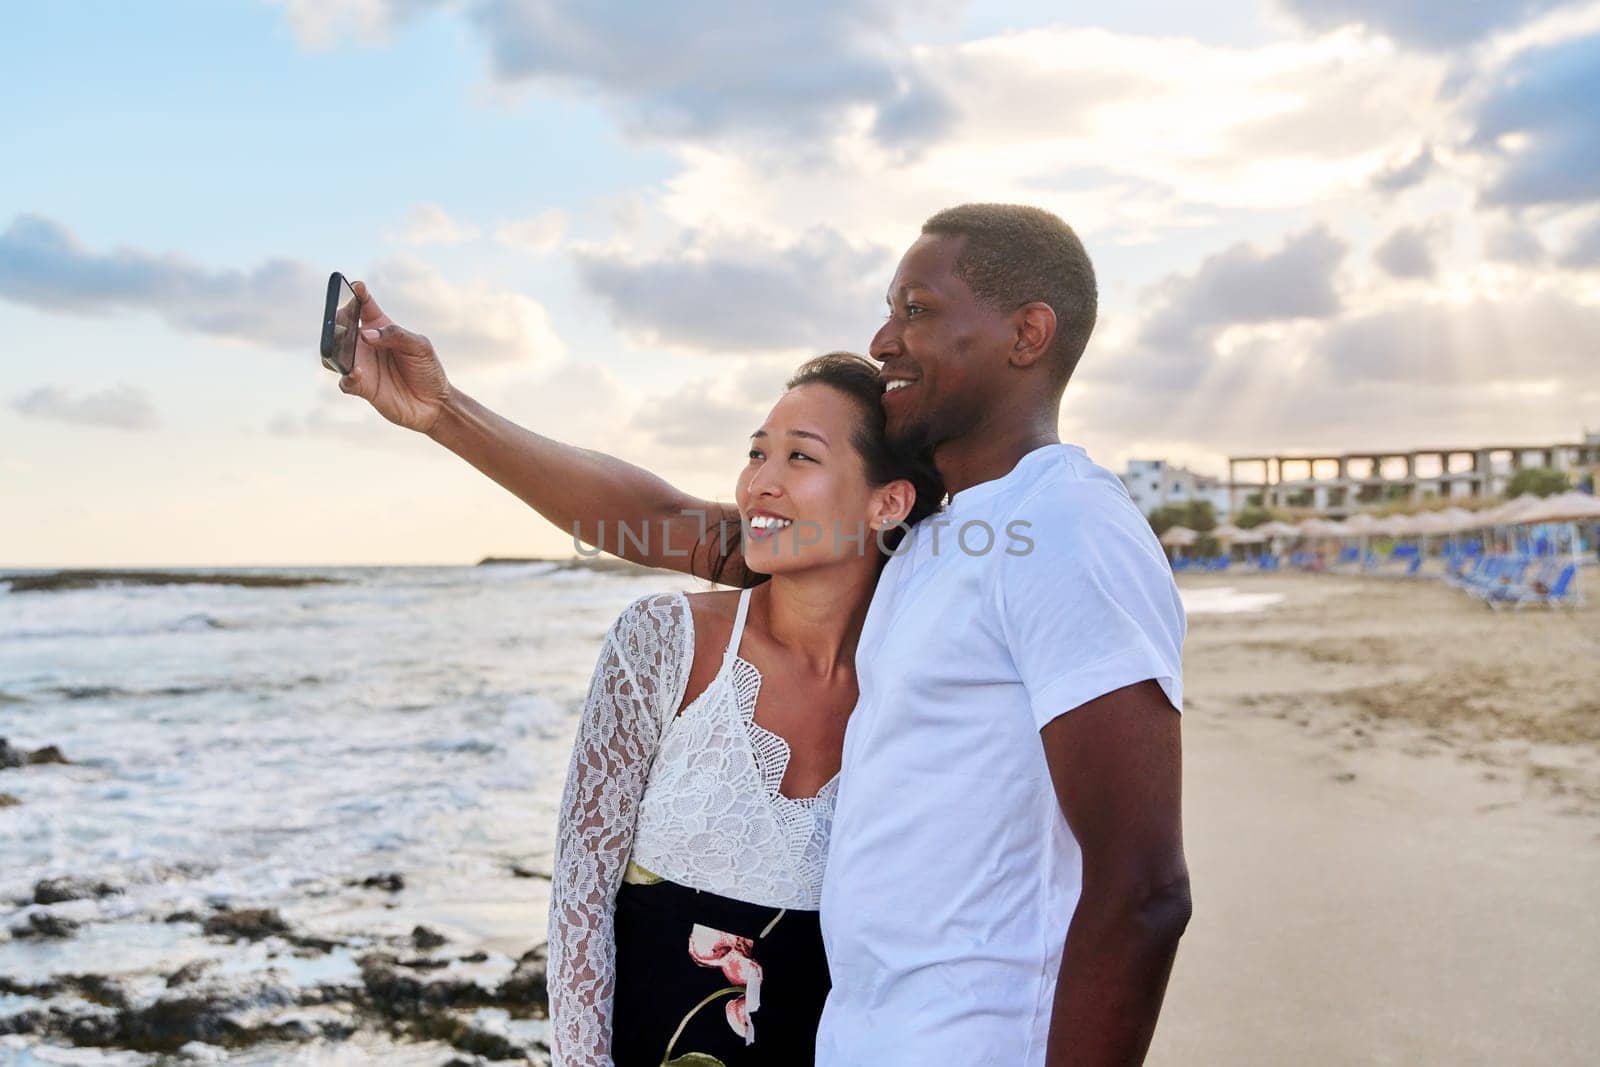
[[337, 281, 454, 435]]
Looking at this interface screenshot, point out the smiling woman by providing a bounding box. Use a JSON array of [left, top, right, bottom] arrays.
[[537, 354, 944, 1065]]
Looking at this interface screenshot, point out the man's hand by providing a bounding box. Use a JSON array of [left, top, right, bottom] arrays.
[[337, 281, 453, 434]]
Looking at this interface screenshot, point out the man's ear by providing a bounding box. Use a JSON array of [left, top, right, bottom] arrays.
[[1011, 302, 1058, 369]]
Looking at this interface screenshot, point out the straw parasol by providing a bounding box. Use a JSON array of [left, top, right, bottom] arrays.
[[1516, 491, 1600, 525], [1297, 517, 1343, 538], [1159, 525, 1198, 548]]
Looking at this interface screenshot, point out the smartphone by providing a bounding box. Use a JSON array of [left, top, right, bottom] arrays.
[[320, 272, 359, 375]]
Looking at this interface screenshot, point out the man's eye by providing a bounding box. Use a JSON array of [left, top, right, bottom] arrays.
[[906, 303, 925, 317]]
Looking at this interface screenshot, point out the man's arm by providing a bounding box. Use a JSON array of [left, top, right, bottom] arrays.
[[337, 281, 751, 584], [1040, 679, 1190, 1066], [427, 389, 748, 583]]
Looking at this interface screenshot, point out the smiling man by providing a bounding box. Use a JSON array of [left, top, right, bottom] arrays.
[[342, 203, 1190, 1065]]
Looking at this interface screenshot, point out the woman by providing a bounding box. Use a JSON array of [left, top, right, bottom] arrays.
[[548, 353, 943, 1066]]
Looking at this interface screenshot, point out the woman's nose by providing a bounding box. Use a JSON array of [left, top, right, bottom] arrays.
[[748, 459, 784, 498]]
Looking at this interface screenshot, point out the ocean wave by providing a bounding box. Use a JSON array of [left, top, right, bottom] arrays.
[[1, 570, 346, 594]]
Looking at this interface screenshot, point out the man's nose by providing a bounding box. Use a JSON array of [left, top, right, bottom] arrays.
[[870, 318, 900, 363]]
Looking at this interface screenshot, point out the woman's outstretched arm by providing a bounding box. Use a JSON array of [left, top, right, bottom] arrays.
[[337, 280, 751, 584]]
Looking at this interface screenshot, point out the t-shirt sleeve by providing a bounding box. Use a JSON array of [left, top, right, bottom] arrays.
[[996, 478, 1186, 731]]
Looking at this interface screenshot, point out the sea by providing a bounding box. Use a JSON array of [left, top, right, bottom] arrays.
[[0, 564, 1271, 1063]]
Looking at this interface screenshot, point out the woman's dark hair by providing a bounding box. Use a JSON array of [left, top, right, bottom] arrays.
[[708, 352, 946, 586]]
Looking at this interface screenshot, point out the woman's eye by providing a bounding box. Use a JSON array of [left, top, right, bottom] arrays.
[[748, 448, 764, 461], [906, 303, 925, 317], [790, 451, 814, 462]]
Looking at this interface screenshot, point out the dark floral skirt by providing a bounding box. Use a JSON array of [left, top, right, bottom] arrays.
[[611, 871, 829, 1066]]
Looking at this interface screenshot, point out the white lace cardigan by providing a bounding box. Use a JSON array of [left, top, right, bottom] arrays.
[[547, 589, 839, 1067]]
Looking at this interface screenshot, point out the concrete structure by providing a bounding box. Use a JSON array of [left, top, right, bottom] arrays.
[[1121, 459, 1232, 520], [1227, 432, 1600, 515]]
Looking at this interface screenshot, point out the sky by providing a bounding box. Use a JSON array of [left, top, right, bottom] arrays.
[[3, 0, 1598, 566]]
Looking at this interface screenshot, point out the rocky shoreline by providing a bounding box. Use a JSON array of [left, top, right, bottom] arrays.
[[4, 732, 551, 1062], [0, 877, 552, 1063]]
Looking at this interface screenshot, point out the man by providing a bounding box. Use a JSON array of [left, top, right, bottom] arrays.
[[342, 203, 1190, 1065]]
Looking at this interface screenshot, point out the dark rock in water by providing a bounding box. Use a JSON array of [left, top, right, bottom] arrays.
[[12, 911, 81, 939], [509, 863, 550, 880], [412, 924, 449, 949], [0, 792, 19, 807], [396, 957, 452, 971], [358, 953, 480, 1012], [0, 1009, 47, 1035], [458, 951, 489, 964], [0, 738, 71, 769], [497, 944, 549, 1011], [66, 974, 129, 1009], [111, 995, 244, 1052], [163, 909, 203, 924], [165, 960, 211, 987], [203, 907, 292, 941], [357, 871, 405, 892], [34, 876, 121, 905], [2, 569, 343, 593]]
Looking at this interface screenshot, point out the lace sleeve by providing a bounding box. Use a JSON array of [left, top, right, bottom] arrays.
[[548, 593, 692, 1067]]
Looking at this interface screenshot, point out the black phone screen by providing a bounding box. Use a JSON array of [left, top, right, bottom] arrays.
[[321, 272, 359, 375]]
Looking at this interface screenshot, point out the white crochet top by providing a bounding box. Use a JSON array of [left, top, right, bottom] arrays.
[[547, 587, 839, 1067]]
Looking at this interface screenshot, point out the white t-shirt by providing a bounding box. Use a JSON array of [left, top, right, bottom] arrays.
[[815, 443, 1186, 1066]]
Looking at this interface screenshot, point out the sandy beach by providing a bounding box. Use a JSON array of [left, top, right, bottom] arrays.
[[1154, 571, 1600, 1064]]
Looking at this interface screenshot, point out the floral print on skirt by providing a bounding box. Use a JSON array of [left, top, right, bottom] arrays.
[[612, 872, 829, 1066]]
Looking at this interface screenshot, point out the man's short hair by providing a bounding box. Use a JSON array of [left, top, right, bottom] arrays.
[[921, 204, 1097, 384]]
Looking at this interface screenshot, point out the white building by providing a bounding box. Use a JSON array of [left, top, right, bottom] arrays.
[[1120, 459, 1232, 520]]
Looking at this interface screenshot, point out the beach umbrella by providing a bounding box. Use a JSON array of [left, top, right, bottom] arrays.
[[1159, 525, 1198, 547], [1298, 517, 1342, 538], [1257, 520, 1299, 538], [1430, 507, 1477, 534], [1516, 491, 1600, 525], [1514, 492, 1600, 571]]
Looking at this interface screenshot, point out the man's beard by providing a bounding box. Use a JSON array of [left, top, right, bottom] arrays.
[[886, 411, 934, 455]]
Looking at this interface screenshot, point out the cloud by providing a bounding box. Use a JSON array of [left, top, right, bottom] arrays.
[[494, 209, 567, 254], [1558, 216, 1600, 267], [632, 379, 768, 452], [395, 203, 481, 245], [1273, 0, 1574, 49], [271, 0, 431, 49], [1373, 222, 1441, 278], [1137, 226, 1347, 352], [266, 400, 402, 447], [0, 213, 320, 349], [278, 0, 960, 151], [363, 255, 566, 366], [1484, 221, 1547, 263], [574, 227, 892, 354], [1065, 287, 1600, 462], [0, 215, 562, 366], [1371, 145, 1437, 193], [11, 384, 160, 432], [1314, 289, 1600, 385], [1471, 31, 1600, 206]]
